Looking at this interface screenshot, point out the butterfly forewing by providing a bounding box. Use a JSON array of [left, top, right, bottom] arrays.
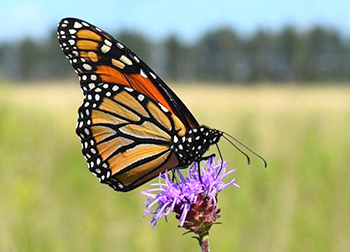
[[57, 18, 198, 130], [76, 83, 186, 191]]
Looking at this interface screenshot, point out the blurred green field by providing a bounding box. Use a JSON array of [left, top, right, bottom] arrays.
[[0, 82, 349, 252]]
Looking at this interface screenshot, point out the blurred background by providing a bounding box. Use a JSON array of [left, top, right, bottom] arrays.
[[0, 0, 349, 251]]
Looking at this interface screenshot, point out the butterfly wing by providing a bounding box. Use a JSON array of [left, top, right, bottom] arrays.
[[57, 17, 198, 130], [76, 83, 187, 191]]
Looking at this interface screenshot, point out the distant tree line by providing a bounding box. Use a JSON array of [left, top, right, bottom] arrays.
[[1, 25, 350, 83]]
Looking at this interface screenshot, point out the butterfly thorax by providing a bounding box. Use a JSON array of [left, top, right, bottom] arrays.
[[172, 125, 222, 166]]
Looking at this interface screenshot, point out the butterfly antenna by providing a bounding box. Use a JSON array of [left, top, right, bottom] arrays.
[[222, 134, 251, 166], [222, 132, 267, 168]]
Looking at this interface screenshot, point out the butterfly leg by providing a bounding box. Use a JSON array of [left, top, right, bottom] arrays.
[[197, 153, 216, 184], [196, 161, 203, 184], [171, 169, 191, 204], [171, 169, 179, 183], [201, 153, 216, 161], [171, 169, 175, 181]]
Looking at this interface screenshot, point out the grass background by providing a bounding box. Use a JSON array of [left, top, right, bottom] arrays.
[[0, 82, 349, 252]]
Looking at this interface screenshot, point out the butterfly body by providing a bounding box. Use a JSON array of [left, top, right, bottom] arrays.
[[57, 18, 224, 192], [172, 126, 222, 167]]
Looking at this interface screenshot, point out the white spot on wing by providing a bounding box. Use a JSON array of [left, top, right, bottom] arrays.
[[83, 64, 92, 71], [104, 39, 112, 47], [140, 69, 148, 78], [133, 56, 140, 63], [159, 104, 169, 113], [138, 94, 145, 101], [88, 83, 95, 89], [150, 72, 157, 79], [117, 43, 124, 49], [101, 45, 111, 53], [120, 55, 132, 65], [74, 22, 83, 29]]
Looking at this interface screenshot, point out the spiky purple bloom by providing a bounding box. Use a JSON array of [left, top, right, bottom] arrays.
[[141, 157, 239, 231]]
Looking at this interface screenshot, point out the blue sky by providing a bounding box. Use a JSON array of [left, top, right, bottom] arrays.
[[1, 0, 348, 42]]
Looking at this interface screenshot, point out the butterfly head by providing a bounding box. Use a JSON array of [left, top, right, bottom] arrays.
[[207, 128, 223, 145]]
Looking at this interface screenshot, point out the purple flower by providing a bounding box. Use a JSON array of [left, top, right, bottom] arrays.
[[141, 157, 239, 233]]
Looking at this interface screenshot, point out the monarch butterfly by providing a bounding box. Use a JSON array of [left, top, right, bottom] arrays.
[[57, 18, 266, 192]]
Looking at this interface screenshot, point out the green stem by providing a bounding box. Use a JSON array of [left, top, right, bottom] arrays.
[[199, 233, 210, 252]]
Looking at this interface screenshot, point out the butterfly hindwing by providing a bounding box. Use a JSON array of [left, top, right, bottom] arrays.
[[57, 17, 199, 130], [76, 83, 186, 191]]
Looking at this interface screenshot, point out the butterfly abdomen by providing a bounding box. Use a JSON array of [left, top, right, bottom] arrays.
[[172, 126, 222, 166]]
